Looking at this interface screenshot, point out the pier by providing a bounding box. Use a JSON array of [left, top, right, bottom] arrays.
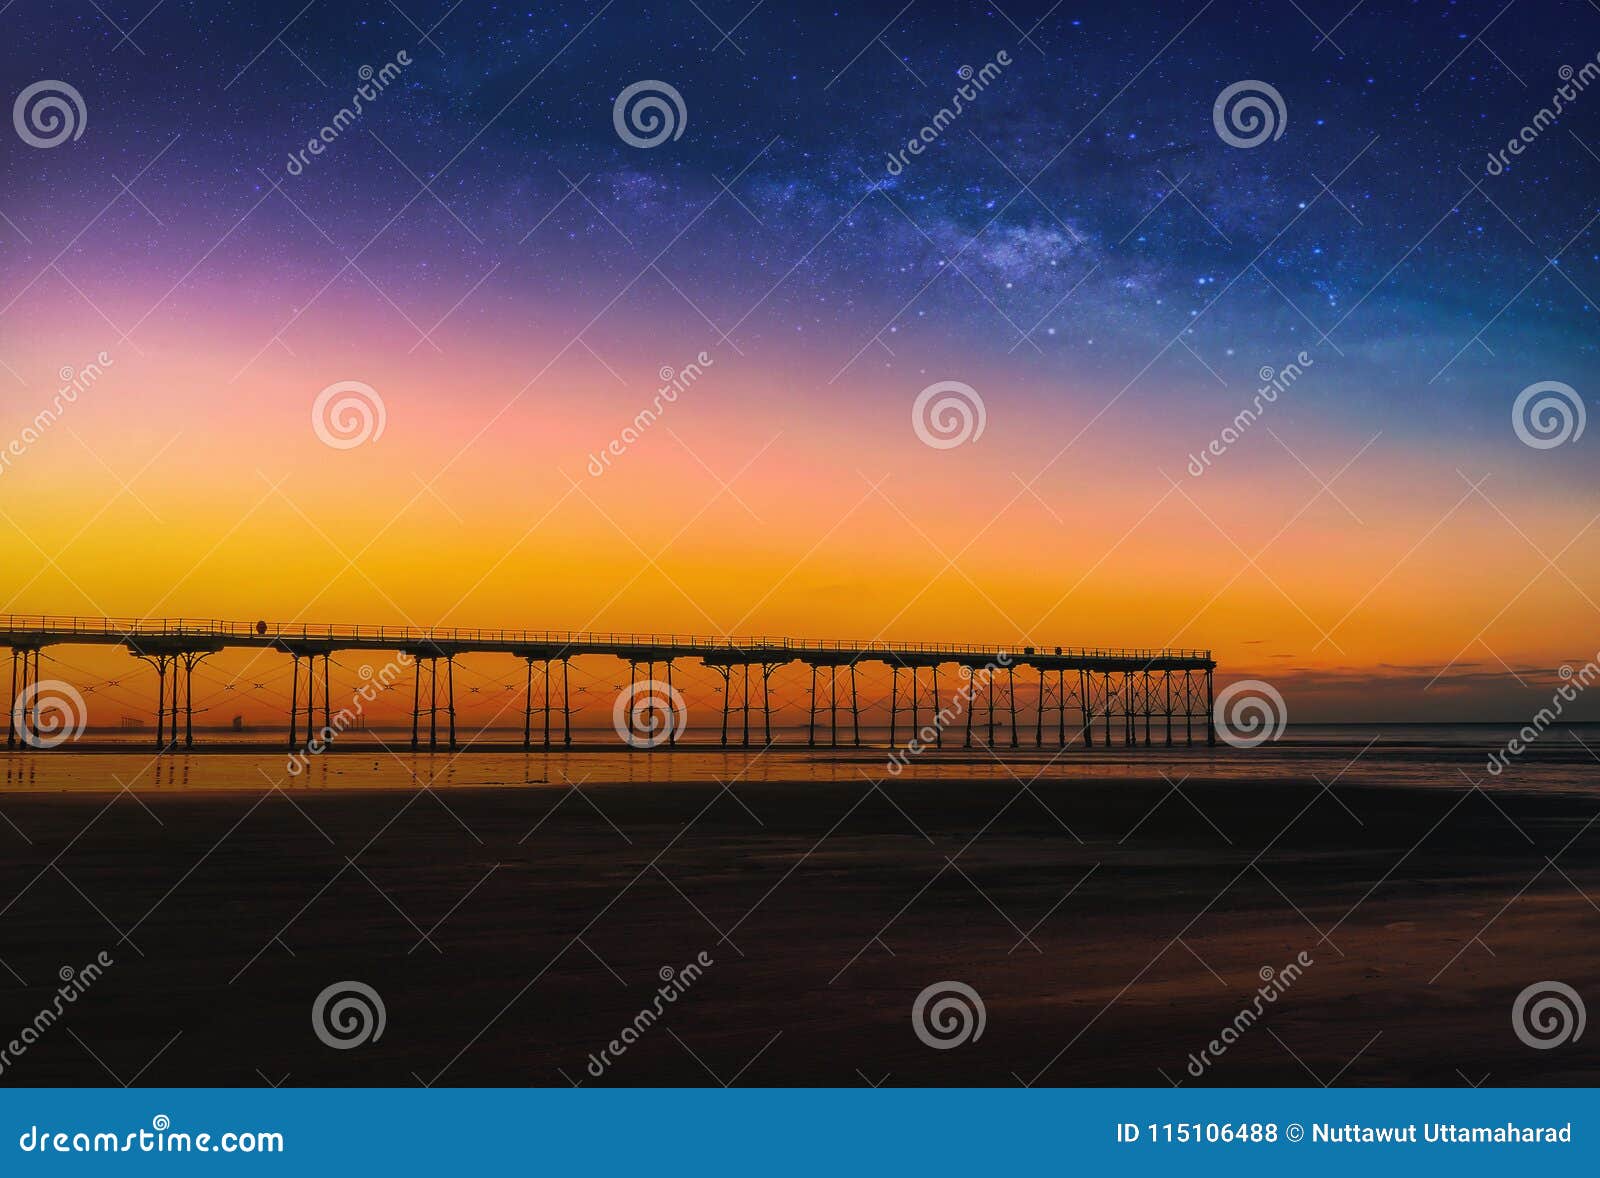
[[1, 616, 1217, 752]]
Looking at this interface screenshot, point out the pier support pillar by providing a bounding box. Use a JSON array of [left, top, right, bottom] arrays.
[[888, 664, 901, 747], [972, 662, 1018, 749], [287, 651, 329, 753], [7, 647, 42, 748], [807, 663, 818, 747], [761, 662, 778, 745], [714, 662, 747, 747], [623, 659, 676, 749], [1006, 664, 1018, 747], [1035, 667, 1074, 749], [562, 658, 572, 746], [6, 648, 17, 748], [411, 661, 420, 749], [1185, 669, 1195, 746], [524, 658, 537, 747], [523, 657, 563, 748], [428, 657, 438, 749], [849, 661, 861, 747], [1079, 669, 1093, 748], [130, 647, 210, 753], [801, 662, 859, 749], [964, 669, 977, 748], [1125, 670, 1137, 747], [447, 657, 457, 751], [179, 651, 209, 749], [407, 653, 457, 751], [714, 661, 766, 747], [130, 651, 186, 752], [895, 664, 943, 749]]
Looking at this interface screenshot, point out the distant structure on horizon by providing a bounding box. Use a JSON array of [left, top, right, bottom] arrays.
[[2, 616, 1217, 754]]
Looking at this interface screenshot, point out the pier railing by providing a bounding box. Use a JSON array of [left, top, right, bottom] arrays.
[[0, 614, 1209, 661]]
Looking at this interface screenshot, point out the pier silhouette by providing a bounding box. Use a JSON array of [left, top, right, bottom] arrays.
[[2, 616, 1217, 752]]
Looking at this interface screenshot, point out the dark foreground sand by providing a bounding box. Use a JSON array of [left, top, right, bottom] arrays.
[[0, 770, 1596, 1086]]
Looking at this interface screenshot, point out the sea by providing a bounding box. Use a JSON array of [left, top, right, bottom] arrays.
[[1, 723, 1596, 795]]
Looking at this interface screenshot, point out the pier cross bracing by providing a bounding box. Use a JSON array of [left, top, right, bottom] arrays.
[[1, 617, 1217, 753]]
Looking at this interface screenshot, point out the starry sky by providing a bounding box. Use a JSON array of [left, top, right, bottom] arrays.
[[2, 0, 1599, 723]]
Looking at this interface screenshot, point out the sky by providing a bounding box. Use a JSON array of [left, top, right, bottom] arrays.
[[2, 0, 1599, 725]]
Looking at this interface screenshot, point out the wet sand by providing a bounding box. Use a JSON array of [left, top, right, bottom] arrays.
[[0, 765, 1597, 1086]]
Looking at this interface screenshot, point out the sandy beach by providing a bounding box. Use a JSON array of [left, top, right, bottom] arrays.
[[0, 748, 1595, 1087]]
